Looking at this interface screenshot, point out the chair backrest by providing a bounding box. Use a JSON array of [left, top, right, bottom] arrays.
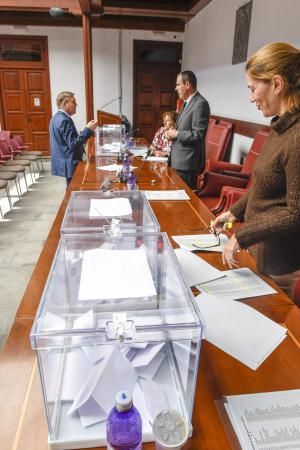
[[8, 138, 20, 153], [0, 139, 13, 159], [12, 135, 23, 147], [0, 130, 10, 140], [241, 130, 269, 175], [205, 119, 233, 162]]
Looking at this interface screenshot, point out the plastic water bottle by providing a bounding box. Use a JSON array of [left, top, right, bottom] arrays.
[[120, 154, 130, 183], [127, 171, 137, 190], [106, 390, 142, 450]]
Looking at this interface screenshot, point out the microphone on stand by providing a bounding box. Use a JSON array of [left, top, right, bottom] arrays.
[[134, 148, 152, 185], [99, 96, 122, 111]]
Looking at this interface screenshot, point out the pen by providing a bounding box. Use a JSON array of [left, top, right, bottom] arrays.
[[224, 222, 233, 230]]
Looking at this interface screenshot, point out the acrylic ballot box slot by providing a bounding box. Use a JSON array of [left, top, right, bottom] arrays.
[[30, 232, 204, 450], [61, 190, 160, 235]]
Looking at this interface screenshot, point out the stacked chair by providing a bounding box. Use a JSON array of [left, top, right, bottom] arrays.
[[197, 130, 269, 213], [12, 135, 45, 172]]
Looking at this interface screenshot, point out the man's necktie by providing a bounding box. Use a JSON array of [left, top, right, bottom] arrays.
[[182, 101, 187, 111]]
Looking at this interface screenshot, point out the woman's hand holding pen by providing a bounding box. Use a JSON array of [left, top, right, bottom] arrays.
[[210, 210, 237, 235], [210, 210, 240, 268]]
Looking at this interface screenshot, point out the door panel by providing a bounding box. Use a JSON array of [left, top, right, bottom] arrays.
[[0, 68, 51, 153], [0, 69, 29, 141], [0, 36, 52, 154], [134, 40, 182, 144]]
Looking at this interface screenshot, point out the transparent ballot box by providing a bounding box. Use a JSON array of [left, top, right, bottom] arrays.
[[95, 124, 125, 156], [30, 232, 204, 450], [61, 190, 160, 234]]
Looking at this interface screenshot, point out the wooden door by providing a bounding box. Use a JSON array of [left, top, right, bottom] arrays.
[[0, 36, 52, 154], [133, 40, 182, 144]]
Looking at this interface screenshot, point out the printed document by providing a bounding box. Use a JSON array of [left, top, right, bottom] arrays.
[[145, 190, 190, 200], [172, 233, 229, 252], [174, 248, 224, 286], [196, 293, 286, 369], [198, 267, 277, 300], [224, 389, 300, 449]]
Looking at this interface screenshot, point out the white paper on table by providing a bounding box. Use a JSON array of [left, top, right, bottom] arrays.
[[78, 248, 157, 301], [136, 351, 165, 379], [92, 345, 138, 414], [130, 147, 148, 157], [131, 343, 164, 368], [46, 348, 95, 402], [196, 293, 286, 369], [96, 164, 121, 171], [147, 156, 168, 162], [78, 397, 106, 428], [144, 190, 190, 201], [172, 233, 229, 253], [197, 267, 277, 300], [96, 164, 137, 171], [174, 248, 224, 286], [224, 390, 300, 450], [89, 198, 132, 218], [139, 379, 169, 419], [40, 312, 66, 331]]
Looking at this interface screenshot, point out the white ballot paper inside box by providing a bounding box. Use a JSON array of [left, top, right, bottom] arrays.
[[197, 267, 277, 300], [78, 248, 157, 301], [89, 197, 132, 218], [196, 293, 287, 369], [174, 248, 224, 286]]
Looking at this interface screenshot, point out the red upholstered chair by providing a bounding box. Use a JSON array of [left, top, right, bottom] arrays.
[[197, 130, 269, 210], [211, 185, 248, 215], [205, 119, 233, 162]]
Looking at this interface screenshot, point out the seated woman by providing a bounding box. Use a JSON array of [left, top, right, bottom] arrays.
[[150, 111, 177, 157]]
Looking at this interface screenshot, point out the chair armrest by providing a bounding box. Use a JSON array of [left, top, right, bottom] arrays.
[[198, 171, 248, 197], [220, 170, 250, 180], [207, 159, 243, 173]]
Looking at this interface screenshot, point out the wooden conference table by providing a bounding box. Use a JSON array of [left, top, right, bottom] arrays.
[[0, 148, 299, 450]]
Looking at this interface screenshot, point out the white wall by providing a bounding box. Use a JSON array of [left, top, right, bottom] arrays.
[[0, 25, 183, 131], [183, 0, 300, 124], [92, 29, 183, 123]]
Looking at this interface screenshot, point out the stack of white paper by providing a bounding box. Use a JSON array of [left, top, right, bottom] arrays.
[[196, 293, 287, 369], [174, 248, 224, 286], [78, 248, 157, 301], [145, 190, 190, 200], [198, 267, 277, 300], [147, 156, 168, 162], [89, 197, 132, 218], [172, 233, 229, 252], [224, 390, 300, 449]]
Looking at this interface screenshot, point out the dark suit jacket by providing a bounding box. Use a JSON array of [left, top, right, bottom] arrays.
[[50, 110, 93, 178], [170, 91, 210, 173]]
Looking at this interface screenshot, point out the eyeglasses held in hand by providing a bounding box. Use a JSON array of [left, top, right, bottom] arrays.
[[192, 234, 220, 249]]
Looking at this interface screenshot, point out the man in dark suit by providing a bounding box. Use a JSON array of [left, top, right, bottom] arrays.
[[165, 71, 210, 189], [50, 91, 98, 187]]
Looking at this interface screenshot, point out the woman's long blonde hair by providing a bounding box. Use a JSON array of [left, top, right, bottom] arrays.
[[246, 42, 300, 112]]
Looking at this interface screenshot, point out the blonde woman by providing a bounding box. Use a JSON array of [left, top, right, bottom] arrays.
[[211, 42, 300, 305]]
